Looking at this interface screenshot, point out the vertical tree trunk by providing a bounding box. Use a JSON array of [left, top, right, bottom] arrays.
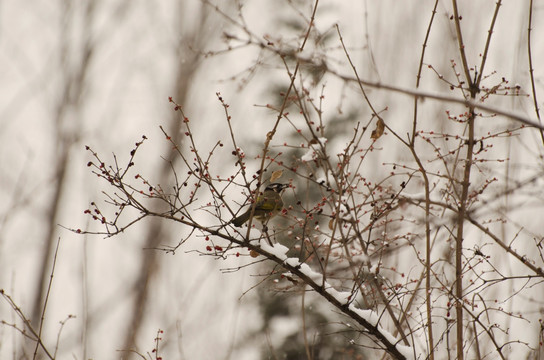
[[120, 3, 213, 353]]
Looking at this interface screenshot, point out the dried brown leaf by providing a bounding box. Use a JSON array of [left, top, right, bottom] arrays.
[[270, 170, 283, 182], [371, 118, 385, 139]]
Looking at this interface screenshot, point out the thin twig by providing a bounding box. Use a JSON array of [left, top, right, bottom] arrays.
[[410, 2, 439, 358], [33, 237, 62, 360], [526, 0, 544, 145]]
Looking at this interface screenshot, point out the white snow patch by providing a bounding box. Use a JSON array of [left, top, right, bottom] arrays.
[[348, 303, 415, 359], [260, 240, 289, 260], [301, 147, 318, 162], [327, 287, 351, 304], [300, 137, 327, 162]]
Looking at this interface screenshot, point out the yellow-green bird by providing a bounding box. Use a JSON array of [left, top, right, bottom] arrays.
[[231, 183, 289, 227]]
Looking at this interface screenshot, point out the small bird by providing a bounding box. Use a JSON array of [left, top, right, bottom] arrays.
[[231, 183, 289, 227]]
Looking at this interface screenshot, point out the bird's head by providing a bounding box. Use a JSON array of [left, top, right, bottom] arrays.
[[265, 183, 289, 193]]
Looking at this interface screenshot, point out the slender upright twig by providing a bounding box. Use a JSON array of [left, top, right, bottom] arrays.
[[526, 0, 544, 146], [410, 2, 439, 358], [450, 2, 502, 359], [33, 238, 62, 360]]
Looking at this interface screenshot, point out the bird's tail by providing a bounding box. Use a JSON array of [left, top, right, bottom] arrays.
[[231, 211, 250, 227]]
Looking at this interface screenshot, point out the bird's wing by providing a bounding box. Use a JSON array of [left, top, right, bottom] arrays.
[[254, 195, 278, 211]]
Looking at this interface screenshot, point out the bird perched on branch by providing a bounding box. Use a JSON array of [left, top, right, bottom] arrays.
[[231, 183, 289, 227]]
